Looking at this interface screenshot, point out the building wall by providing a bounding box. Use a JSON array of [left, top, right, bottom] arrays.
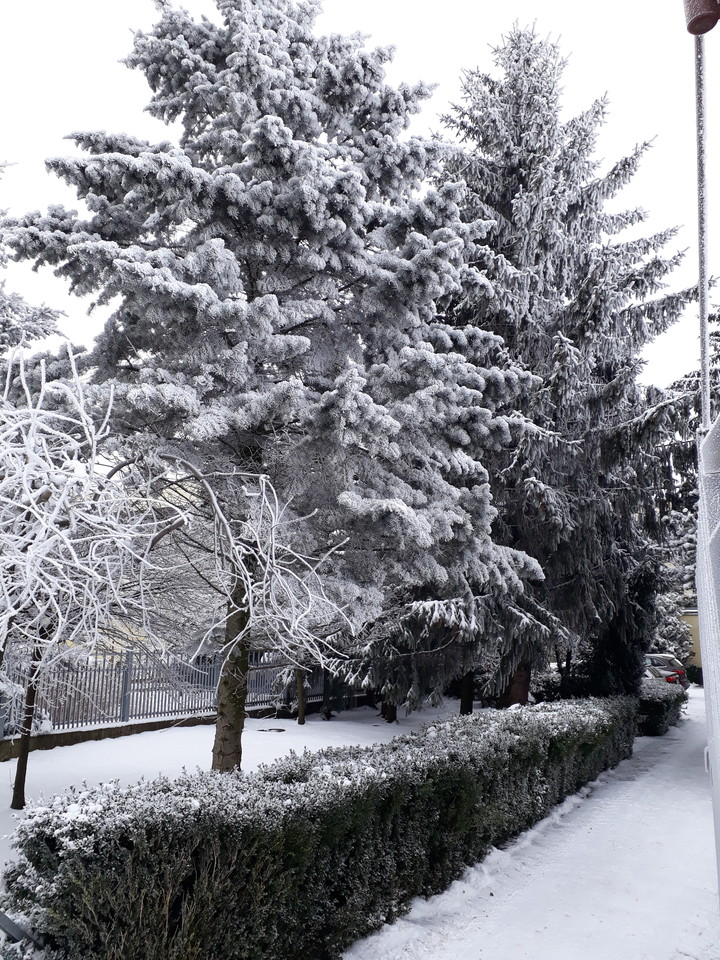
[[681, 608, 702, 667]]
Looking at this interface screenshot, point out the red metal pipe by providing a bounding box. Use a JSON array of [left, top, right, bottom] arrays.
[[685, 0, 720, 34]]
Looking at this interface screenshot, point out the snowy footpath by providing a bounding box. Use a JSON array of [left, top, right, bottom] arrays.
[[344, 686, 720, 960]]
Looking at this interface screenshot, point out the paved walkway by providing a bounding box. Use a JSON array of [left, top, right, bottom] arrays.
[[344, 687, 720, 960]]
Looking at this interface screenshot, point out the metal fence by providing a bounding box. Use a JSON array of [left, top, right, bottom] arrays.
[[0, 649, 325, 737]]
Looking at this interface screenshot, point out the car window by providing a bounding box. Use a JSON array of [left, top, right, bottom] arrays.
[[649, 655, 684, 671]]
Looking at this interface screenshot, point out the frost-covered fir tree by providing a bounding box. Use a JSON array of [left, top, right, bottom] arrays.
[[0, 167, 60, 351], [441, 28, 693, 698], [656, 318, 720, 600], [0, 282, 58, 352], [1, 1, 543, 759], [649, 316, 720, 660]]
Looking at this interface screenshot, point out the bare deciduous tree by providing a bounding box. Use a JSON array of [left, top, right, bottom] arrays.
[[0, 351, 185, 808]]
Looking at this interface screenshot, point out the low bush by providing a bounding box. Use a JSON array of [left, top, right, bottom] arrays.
[[637, 679, 687, 736], [530, 670, 596, 702], [528, 670, 563, 703], [1, 698, 637, 960]]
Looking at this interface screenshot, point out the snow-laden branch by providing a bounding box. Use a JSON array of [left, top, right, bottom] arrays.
[[0, 350, 185, 673], [156, 454, 352, 669]]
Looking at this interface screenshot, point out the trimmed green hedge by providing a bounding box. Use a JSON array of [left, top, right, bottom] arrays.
[[1, 698, 637, 960], [637, 679, 687, 736]]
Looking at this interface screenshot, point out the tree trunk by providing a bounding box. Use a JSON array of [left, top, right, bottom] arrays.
[[11, 644, 42, 810], [211, 582, 251, 772], [321, 668, 333, 719], [459, 670, 474, 715], [555, 646, 572, 678], [497, 661, 531, 708], [381, 700, 397, 723], [295, 668, 306, 725]]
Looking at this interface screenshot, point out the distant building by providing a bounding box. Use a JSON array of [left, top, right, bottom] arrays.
[[681, 607, 702, 668]]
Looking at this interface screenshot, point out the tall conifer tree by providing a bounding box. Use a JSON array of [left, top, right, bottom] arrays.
[[441, 28, 693, 697], [2, 3, 542, 753], [652, 319, 720, 636]]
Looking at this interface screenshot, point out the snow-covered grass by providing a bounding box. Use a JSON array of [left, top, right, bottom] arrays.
[[0, 700, 463, 869], [0, 690, 715, 960]]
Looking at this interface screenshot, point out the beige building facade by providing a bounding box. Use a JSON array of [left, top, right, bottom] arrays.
[[681, 608, 702, 668]]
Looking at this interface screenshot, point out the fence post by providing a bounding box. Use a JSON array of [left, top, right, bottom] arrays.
[[120, 652, 134, 723], [212, 653, 223, 706]]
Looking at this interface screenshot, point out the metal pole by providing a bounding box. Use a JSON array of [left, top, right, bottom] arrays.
[[691, 15, 720, 913], [120, 651, 133, 723], [697, 33, 712, 432]]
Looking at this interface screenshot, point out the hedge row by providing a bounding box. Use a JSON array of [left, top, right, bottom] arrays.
[[1, 698, 636, 960], [637, 679, 688, 736]]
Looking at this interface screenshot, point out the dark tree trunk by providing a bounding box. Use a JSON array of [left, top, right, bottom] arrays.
[[381, 700, 397, 723], [556, 646, 572, 678], [11, 643, 42, 810], [459, 670, 475, 715], [497, 661, 531, 708], [295, 668, 306, 725], [321, 668, 333, 719], [211, 582, 250, 772]]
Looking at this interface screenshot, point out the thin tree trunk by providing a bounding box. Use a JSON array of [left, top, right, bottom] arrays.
[[11, 643, 42, 810], [497, 661, 531, 708], [555, 646, 572, 678], [459, 670, 474, 715], [321, 668, 332, 719], [295, 668, 306, 725], [211, 581, 250, 772]]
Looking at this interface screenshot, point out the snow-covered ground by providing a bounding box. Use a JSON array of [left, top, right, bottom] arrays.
[[0, 699, 463, 869], [0, 690, 716, 959]]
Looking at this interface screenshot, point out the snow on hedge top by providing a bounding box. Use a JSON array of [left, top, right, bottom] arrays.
[[640, 677, 688, 704], [8, 697, 635, 869]]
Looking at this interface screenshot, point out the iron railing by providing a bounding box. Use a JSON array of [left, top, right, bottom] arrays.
[[0, 649, 326, 737]]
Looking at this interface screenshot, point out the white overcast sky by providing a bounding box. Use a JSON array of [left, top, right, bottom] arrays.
[[0, 0, 716, 386]]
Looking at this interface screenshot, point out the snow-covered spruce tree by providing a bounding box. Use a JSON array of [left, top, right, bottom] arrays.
[[646, 317, 720, 660], [0, 166, 60, 352], [440, 27, 693, 699], [1, 0, 543, 757], [655, 318, 720, 606], [0, 281, 58, 353]]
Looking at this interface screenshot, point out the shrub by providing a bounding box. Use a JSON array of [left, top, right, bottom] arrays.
[[529, 670, 563, 702], [1, 698, 637, 960], [637, 679, 687, 736], [685, 663, 703, 686], [0, 675, 53, 738]]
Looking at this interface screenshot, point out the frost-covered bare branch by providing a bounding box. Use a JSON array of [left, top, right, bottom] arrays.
[[0, 350, 185, 674], [155, 455, 352, 669]]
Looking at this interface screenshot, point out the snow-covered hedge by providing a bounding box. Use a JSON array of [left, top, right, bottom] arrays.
[[637, 679, 687, 736], [0, 698, 636, 960]]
